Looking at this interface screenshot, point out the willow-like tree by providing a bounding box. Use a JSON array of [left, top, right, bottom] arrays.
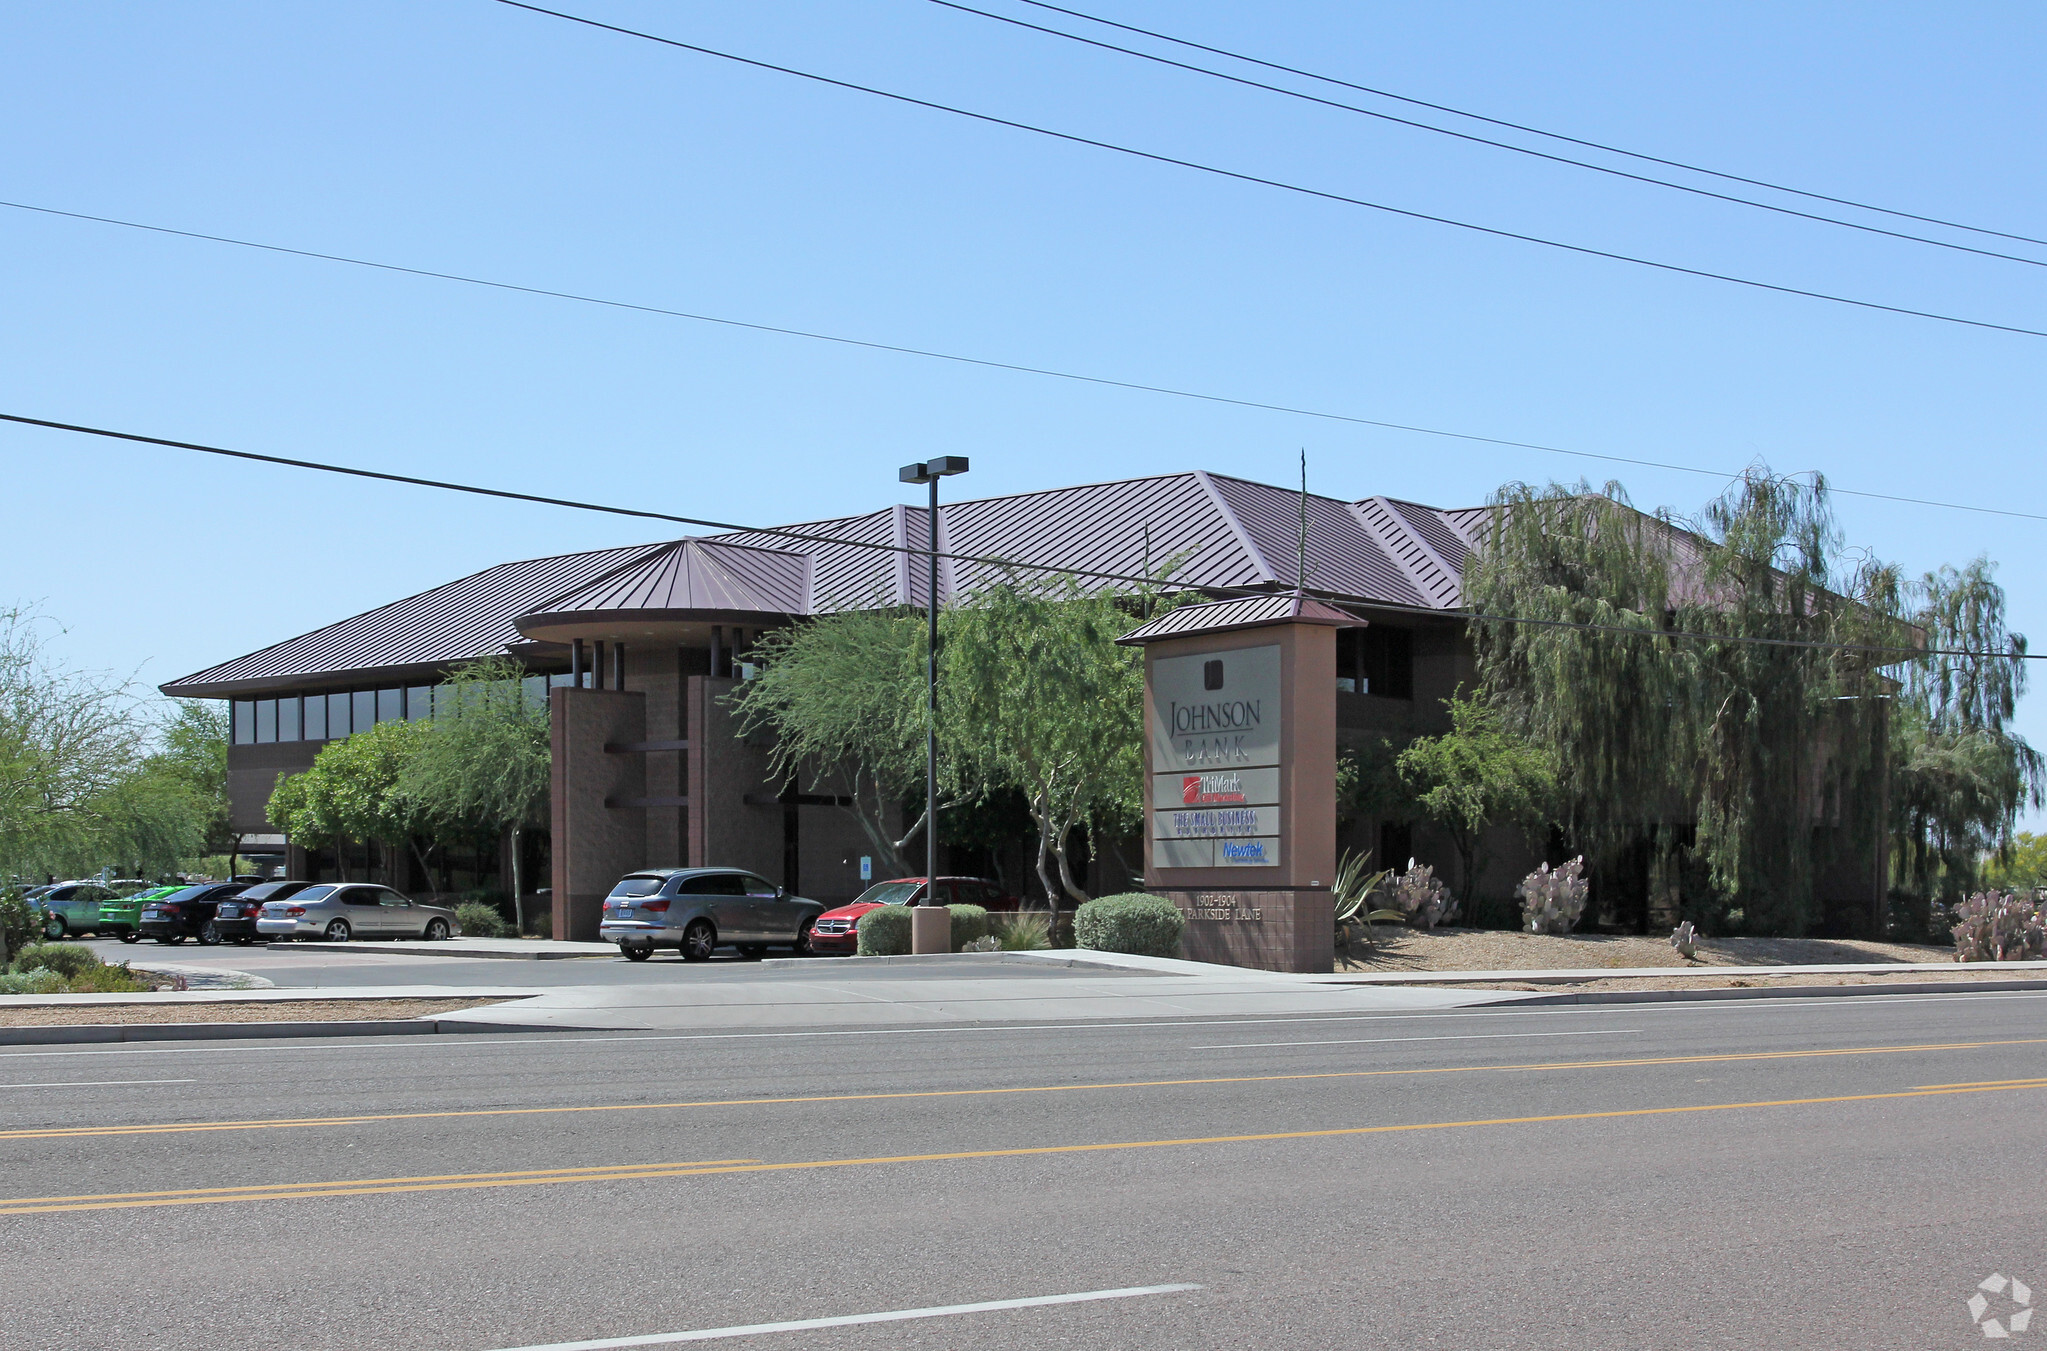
[[1464, 471, 1920, 934]]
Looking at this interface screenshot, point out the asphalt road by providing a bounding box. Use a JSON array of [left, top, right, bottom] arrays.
[[4, 990, 2044, 1349]]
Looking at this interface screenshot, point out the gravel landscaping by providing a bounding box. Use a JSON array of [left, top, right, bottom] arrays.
[[0, 998, 511, 1026], [1338, 927, 1956, 974]]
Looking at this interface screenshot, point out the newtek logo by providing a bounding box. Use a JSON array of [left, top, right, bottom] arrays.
[[1220, 841, 1269, 862]]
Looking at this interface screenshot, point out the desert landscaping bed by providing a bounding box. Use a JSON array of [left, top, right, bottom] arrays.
[[1336, 927, 1955, 975], [0, 997, 510, 1027]]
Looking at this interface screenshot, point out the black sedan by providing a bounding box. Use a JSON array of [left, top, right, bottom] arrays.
[[136, 883, 249, 946], [211, 880, 318, 944]]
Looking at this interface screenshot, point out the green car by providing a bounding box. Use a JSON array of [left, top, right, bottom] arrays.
[[92, 885, 182, 944]]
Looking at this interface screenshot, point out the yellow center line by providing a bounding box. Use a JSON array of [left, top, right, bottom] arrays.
[[6, 1079, 2043, 1217], [1911, 1077, 2047, 1090], [7, 1160, 762, 1207], [6, 1037, 2043, 1144]]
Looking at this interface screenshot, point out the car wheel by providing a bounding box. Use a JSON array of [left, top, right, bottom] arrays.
[[324, 918, 351, 942], [197, 920, 222, 946], [680, 920, 716, 962], [792, 921, 815, 957], [119, 929, 140, 945], [42, 915, 65, 940], [423, 919, 449, 941], [623, 944, 653, 962]]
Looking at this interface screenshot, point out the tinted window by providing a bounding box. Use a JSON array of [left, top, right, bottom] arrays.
[[608, 876, 666, 899], [296, 885, 340, 903], [301, 695, 325, 741], [741, 875, 778, 897], [679, 873, 748, 896], [326, 692, 350, 739], [352, 690, 375, 733], [406, 686, 433, 720], [279, 696, 301, 742], [233, 701, 255, 745], [256, 699, 277, 743], [239, 881, 305, 902], [377, 689, 403, 723], [344, 888, 384, 906]]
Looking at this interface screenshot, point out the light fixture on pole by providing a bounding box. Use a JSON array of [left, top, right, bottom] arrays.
[[898, 456, 968, 952]]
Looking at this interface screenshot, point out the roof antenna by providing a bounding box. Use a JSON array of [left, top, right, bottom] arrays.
[[1296, 448, 1309, 594]]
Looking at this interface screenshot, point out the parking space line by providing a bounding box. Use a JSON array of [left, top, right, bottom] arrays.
[[3, 1037, 2037, 1143], [483, 1284, 1204, 1349]]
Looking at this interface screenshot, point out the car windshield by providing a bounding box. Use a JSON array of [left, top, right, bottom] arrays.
[[155, 886, 214, 906], [290, 885, 339, 903], [608, 877, 666, 899], [852, 882, 922, 907]]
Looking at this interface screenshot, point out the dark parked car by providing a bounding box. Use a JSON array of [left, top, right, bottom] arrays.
[[136, 883, 249, 946], [211, 880, 319, 944]]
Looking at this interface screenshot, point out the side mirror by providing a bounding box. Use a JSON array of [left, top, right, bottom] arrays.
[[776, 886, 790, 899]]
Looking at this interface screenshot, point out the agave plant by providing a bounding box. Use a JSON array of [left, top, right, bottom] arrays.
[[1331, 850, 1404, 959], [1669, 920, 1700, 960]]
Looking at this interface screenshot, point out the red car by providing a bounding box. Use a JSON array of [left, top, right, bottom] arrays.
[[808, 876, 1017, 955]]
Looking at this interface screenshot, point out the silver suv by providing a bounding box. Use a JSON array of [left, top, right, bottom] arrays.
[[598, 868, 824, 962]]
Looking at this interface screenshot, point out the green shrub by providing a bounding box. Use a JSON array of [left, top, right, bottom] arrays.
[[1073, 894, 1185, 958], [0, 890, 39, 959], [856, 905, 912, 956], [10, 942, 98, 979], [455, 902, 509, 939], [524, 906, 552, 940], [990, 910, 1051, 951], [946, 904, 989, 951], [64, 962, 152, 994], [0, 968, 65, 995]]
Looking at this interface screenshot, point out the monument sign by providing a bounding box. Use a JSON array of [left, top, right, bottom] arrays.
[[1118, 593, 1360, 973]]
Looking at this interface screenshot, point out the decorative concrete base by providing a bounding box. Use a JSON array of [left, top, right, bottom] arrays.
[[1160, 889, 1334, 973], [910, 906, 953, 955]]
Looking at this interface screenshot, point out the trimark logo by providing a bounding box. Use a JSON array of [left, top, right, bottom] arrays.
[[1969, 1274, 2033, 1338]]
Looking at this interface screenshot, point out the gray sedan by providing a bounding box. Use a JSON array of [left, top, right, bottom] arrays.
[[254, 884, 461, 942]]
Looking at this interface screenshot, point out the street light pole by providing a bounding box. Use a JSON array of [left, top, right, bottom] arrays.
[[898, 457, 968, 940]]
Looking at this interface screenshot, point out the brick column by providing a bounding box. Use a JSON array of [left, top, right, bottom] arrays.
[[550, 687, 646, 941]]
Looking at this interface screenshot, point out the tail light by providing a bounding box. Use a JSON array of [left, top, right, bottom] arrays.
[[639, 900, 671, 913], [285, 906, 307, 917], [161, 904, 181, 915]]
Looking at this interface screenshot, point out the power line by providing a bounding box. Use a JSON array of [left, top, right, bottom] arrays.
[[1008, 0, 2047, 252], [928, 0, 2047, 271], [1, 410, 2033, 665], [5, 196, 2044, 527], [492, 0, 2047, 342]]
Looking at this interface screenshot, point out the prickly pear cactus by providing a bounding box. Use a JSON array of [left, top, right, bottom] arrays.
[[1518, 856, 1590, 935], [1950, 891, 2045, 963], [1390, 861, 1457, 930], [1670, 920, 1699, 960]]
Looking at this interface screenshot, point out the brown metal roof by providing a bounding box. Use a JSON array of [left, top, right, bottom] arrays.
[[162, 470, 1494, 698], [1116, 593, 1366, 645]]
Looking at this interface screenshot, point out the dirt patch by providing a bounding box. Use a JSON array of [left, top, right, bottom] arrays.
[[0, 998, 510, 1026], [1337, 927, 1954, 975], [1426, 969, 2040, 992]]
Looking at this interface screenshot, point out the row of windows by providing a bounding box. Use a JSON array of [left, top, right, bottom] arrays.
[[1336, 626, 1415, 701], [232, 674, 574, 746]]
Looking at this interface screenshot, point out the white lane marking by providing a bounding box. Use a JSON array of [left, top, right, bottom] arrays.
[[1189, 1029, 1641, 1050], [0, 1078, 196, 1088], [1, 990, 2040, 1060], [485, 1284, 1202, 1350]]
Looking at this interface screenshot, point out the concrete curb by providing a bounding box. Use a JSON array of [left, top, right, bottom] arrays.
[[265, 940, 615, 961], [0, 1018, 560, 1046], [1508, 978, 2047, 1006], [758, 951, 1177, 975]]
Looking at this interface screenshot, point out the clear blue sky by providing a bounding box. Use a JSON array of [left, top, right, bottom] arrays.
[[4, 1, 2043, 818]]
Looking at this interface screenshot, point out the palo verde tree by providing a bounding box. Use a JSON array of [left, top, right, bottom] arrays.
[[731, 606, 945, 876], [398, 656, 551, 932], [941, 578, 1151, 915], [267, 718, 431, 882], [1397, 693, 1556, 909]]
